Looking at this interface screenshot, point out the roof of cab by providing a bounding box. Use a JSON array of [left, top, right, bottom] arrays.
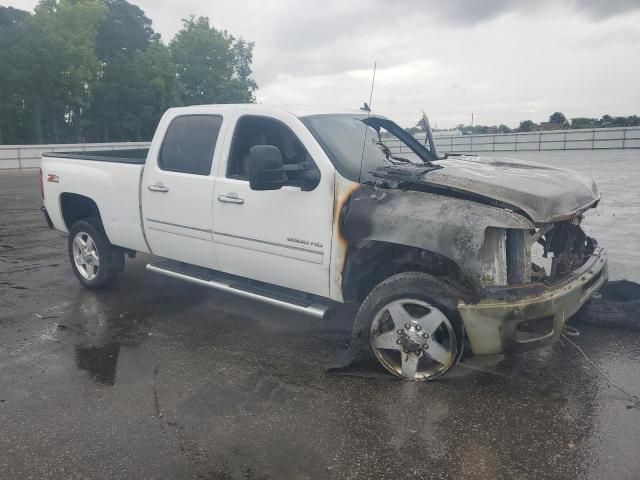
[[166, 104, 365, 118]]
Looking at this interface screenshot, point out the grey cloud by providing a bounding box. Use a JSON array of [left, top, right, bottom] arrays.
[[572, 0, 640, 18], [251, 0, 640, 83], [396, 0, 640, 25], [6, 0, 639, 128]]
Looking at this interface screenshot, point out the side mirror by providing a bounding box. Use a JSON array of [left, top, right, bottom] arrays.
[[249, 145, 321, 191], [249, 145, 287, 191]]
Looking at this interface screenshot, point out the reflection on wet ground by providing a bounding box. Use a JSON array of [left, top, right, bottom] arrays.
[[75, 342, 120, 385], [62, 279, 213, 385], [1, 158, 639, 479]]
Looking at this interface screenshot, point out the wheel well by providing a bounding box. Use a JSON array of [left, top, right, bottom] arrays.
[[342, 241, 479, 303], [60, 193, 103, 231]]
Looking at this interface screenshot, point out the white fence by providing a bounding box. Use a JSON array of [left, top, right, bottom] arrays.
[[405, 126, 640, 154], [0, 142, 150, 170], [2, 126, 640, 170]]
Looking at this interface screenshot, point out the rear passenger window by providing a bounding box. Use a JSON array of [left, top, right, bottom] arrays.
[[159, 115, 222, 175]]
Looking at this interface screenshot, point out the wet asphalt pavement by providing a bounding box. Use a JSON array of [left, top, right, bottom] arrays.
[[1, 152, 639, 480]]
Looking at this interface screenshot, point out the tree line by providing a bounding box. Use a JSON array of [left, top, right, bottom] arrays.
[[0, 0, 257, 145], [410, 111, 640, 135]]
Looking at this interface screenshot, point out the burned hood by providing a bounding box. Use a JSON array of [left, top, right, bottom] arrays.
[[372, 155, 600, 223]]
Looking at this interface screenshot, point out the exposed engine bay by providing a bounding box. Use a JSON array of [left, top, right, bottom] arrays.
[[534, 219, 596, 281]]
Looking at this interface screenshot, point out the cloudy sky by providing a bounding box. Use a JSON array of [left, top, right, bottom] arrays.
[[6, 0, 640, 128]]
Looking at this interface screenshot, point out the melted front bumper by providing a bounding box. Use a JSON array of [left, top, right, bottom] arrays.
[[459, 248, 608, 355]]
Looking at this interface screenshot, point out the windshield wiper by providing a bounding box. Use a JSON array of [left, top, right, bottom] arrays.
[[374, 139, 414, 165], [371, 163, 444, 179], [388, 155, 413, 165]]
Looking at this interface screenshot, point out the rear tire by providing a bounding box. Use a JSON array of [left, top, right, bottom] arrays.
[[356, 272, 465, 381], [68, 218, 124, 289]]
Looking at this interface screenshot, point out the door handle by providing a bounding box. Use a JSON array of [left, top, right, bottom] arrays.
[[148, 183, 169, 193], [217, 193, 244, 204]]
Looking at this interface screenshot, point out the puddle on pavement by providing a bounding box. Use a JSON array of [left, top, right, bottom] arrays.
[[65, 293, 152, 385], [44, 282, 211, 386], [75, 342, 120, 385]]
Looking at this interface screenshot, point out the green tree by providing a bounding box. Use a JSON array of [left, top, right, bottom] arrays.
[[497, 124, 512, 133], [0, 6, 29, 143], [472, 125, 492, 134], [549, 112, 569, 128], [170, 16, 257, 105], [570, 117, 596, 129], [3, 5, 68, 143], [599, 114, 614, 127], [1, 2, 261, 144], [39, 0, 107, 142], [88, 41, 180, 141], [88, 0, 177, 141], [626, 115, 640, 127], [1, 0, 106, 143], [95, 0, 158, 63], [0, 5, 27, 27], [517, 120, 537, 132], [232, 38, 257, 101]]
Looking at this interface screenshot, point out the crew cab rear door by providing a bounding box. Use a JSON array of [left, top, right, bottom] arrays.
[[141, 110, 229, 269], [211, 108, 334, 297]]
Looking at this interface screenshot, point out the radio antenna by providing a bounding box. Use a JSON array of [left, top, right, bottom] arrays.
[[368, 61, 377, 111], [358, 61, 377, 182]]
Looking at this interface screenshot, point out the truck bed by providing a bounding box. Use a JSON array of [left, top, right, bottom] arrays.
[[40, 152, 150, 253], [41, 148, 149, 165]]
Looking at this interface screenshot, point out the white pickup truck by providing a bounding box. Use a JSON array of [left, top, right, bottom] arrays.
[[40, 104, 608, 380]]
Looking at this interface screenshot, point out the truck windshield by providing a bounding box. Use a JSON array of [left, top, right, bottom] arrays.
[[300, 114, 431, 183]]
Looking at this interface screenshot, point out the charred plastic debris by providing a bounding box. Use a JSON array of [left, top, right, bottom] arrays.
[[511, 219, 596, 285]]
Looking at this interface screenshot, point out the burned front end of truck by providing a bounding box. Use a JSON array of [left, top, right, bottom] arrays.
[[334, 168, 607, 358], [459, 213, 607, 354], [305, 113, 607, 378]]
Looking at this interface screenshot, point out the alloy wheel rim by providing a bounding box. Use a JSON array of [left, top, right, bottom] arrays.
[[72, 231, 99, 281], [370, 298, 458, 381]]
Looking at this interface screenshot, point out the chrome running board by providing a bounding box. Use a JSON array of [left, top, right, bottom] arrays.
[[146, 259, 333, 319]]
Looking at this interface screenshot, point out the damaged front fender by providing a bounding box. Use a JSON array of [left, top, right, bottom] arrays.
[[329, 175, 534, 301]]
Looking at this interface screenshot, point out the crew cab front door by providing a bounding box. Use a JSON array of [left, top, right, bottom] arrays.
[[212, 110, 334, 297], [141, 113, 226, 269]]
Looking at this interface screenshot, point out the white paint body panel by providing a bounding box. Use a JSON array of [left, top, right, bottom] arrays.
[[211, 105, 335, 297], [40, 159, 149, 253], [139, 107, 234, 269], [41, 104, 349, 300]]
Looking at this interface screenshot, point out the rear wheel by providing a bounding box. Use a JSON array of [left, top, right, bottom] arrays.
[[356, 272, 464, 381], [68, 219, 124, 289]]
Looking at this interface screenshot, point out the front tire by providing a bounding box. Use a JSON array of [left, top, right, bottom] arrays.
[[356, 272, 465, 381], [68, 219, 124, 289]]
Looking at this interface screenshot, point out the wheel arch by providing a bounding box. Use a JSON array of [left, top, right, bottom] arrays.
[[60, 193, 105, 233], [342, 240, 482, 304]]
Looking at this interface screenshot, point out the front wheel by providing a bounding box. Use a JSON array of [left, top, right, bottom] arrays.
[[356, 272, 464, 381], [68, 219, 124, 289]]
